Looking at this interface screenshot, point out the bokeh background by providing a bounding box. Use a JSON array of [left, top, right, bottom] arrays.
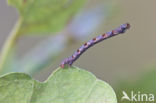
[[0, 0, 156, 102]]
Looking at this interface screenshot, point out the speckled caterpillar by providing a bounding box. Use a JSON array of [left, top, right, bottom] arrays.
[[60, 23, 130, 68]]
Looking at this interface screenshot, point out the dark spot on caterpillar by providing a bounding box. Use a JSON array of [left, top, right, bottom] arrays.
[[112, 30, 115, 34], [77, 49, 80, 53], [84, 43, 87, 46], [93, 38, 96, 41], [72, 55, 74, 58], [102, 34, 106, 37], [127, 23, 131, 29]]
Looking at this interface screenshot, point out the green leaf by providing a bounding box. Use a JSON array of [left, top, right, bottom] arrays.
[[0, 45, 18, 75], [7, 0, 86, 35], [0, 66, 117, 103]]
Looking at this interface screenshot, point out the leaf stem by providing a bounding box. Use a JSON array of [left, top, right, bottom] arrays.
[[0, 18, 22, 72]]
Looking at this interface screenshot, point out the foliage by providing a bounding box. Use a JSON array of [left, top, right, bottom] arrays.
[[8, 0, 86, 35], [1, 0, 117, 75], [0, 0, 86, 74], [0, 1, 118, 102], [0, 66, 117, 103]]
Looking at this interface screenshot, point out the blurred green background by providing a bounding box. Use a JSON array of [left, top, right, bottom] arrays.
[[0, 0, 156, 102]]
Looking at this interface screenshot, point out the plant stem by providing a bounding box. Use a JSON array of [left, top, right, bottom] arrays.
[[0, 18, 22, 72]]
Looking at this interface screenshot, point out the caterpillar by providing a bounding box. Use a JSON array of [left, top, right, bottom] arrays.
[[60, 23, 130, 68]]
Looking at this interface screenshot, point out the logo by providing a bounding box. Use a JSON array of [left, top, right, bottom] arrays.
[[121, 91, 154, 102]]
